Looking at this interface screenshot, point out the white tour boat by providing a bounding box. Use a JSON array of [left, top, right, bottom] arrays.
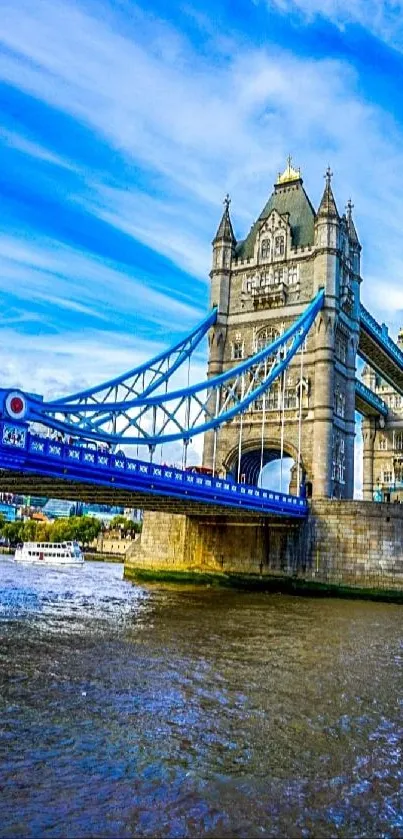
[[14, 541, 84, 566]]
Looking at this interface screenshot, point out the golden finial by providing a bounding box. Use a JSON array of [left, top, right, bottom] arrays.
[[276, 156, 301, 185]]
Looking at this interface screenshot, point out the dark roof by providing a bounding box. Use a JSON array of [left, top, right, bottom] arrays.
[[213, 205, 236, 244], [235, 180, 315, 259], [347, 214, 360, 247], [317, 181, 339, 219]]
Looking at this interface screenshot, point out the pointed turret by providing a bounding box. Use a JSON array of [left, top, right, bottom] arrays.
[[346, 199, 361, 249], [212, 194, 236, 245], [317, 167, 339, 219], [210, 195, 235, 315], [313, 166, 340, 295]]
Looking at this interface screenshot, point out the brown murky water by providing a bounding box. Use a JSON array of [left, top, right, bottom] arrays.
[[0, 556, 402, 838]]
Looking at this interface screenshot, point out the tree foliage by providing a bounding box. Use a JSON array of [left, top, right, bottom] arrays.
[[0, 515, 102, 546], [110, 515, 142, 535]]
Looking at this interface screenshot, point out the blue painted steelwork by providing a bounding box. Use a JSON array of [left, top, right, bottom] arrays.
[[60, 307, 218, 404], [0, 290, 325, 447], [360, 305, 403, 371], [355, 379, 388, 417], [0, 422, 308, 518]]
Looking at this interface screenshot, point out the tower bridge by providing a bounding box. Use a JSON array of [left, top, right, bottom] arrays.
[[2, 160, 403, 594]]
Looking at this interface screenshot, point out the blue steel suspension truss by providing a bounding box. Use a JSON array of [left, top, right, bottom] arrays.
[[1, 291, 324, 447]]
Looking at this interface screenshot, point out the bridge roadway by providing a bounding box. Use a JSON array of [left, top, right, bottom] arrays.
[[0, 421, 307, 521], [354, 379, 388, 418], [359, 305, 403, 395]]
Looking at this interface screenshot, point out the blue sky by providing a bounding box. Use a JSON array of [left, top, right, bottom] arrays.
[[1, 0, 403, 483]]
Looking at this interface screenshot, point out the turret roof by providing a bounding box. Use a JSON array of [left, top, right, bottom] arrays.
[[317, 168, 339, 219], [213, 195, 236, 244], [346, 199, 360, 247], [235, 164, 315, 259]]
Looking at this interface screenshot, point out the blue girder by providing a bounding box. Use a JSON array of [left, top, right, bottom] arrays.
[[355, 379, 388, 417], [0, 421, 308, 518], [53, 307, 218, 405], [360, 305, 403, 371], [0, 290, 325, 447]]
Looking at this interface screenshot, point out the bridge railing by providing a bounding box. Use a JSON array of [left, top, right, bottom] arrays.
[[355, 379, 388, 417], [0, 421, 308, 516], [360, 305, 403, 369]]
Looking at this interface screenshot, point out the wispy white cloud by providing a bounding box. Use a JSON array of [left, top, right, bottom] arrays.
[[268, 0, 403, 47], [0, 234, 201, 328], [2, 0, 403, 288], [1, 0, 403, 484], [0, 128, 80, 172]]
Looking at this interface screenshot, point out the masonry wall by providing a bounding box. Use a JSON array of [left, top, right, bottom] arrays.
[[125, 502, 403, 593]]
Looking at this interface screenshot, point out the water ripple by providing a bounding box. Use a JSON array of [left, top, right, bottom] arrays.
[[0, 556, 402, 838]]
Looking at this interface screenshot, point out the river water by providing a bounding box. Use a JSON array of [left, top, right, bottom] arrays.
[[0, 556, 402, 838]]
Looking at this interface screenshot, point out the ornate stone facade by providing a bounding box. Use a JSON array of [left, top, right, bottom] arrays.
[[203, 160, 362, 499], [362, 347, 403, 501]]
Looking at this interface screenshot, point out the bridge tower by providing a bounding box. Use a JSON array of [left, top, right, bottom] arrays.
[[361, 329, 403, 502], [203, 161, 362, 498]]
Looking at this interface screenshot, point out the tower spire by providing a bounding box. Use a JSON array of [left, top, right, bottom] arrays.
[[213, 194, 236, 244], [317, 166, 339, 218], [346, 198, 360, 247]]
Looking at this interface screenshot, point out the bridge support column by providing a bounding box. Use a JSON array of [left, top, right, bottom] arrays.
[[362, 416, 376, 501], [312, 317, 335, 498], [124, 505, 403, 597], [344, 336, 359, 499], [202, 323, 226, 471]]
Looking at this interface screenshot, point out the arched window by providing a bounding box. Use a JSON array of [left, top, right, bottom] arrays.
[[255, 325, 280, 353], [274, 235, 285, 256], [261, 239, 270, 259], [395, 433, 403, 451]]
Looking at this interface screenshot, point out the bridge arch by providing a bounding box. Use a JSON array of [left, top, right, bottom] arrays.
[[223, 438, 305, 493]]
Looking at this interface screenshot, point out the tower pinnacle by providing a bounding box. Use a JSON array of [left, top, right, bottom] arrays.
[[213, 195, 236, 244], [276, 156, 302, 186], [346, 198, 360, 247], [317, 166, 339, 218]]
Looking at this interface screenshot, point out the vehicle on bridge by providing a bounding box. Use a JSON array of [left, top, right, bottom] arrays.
[[14, 540, 84, 566]]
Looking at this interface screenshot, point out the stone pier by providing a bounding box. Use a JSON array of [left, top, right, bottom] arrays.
[[125, 503, 403, 598]]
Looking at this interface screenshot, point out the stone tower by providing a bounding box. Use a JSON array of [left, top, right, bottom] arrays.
[[203, 160, 362, 498], [361, 331, 403, 501]]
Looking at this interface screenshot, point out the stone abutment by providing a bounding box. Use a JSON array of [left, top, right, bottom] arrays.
[[125, 502, 403, 597]]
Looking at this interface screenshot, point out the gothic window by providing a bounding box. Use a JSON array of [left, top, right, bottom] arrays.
[[267, 386, 279, 410], [284, 388, 297, 410], [223, 250, 231, 268], [334, 389, 345, 418], [379, 435, 388, 451], [232, 341, 243, 360], [255, 325, 280, 353], [335, 332, 347, 364], [332, 432, 345, 484], [273, 267, 284, 284], [395, 433, 403, 451], [288, 266, 299, 285], [261, 239, 270, 259], [274, 235, 285, 256], [383, 470, 393, 485]]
